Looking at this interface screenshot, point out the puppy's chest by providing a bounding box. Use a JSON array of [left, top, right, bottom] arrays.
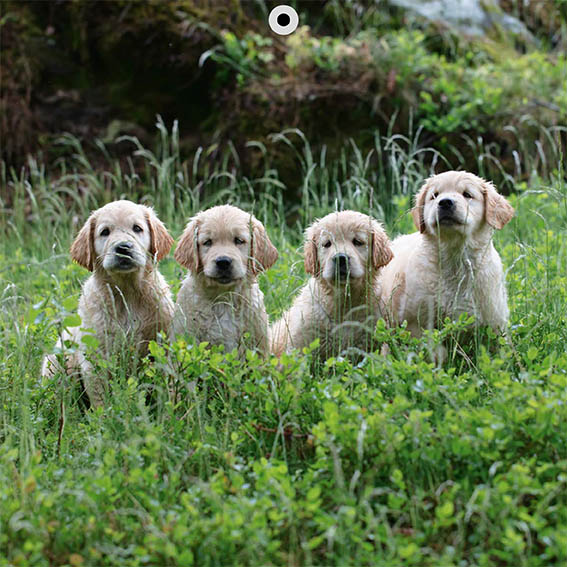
[[199, 302, 245, 348], [418, 264, 483, 321], [314, 299, 377, 355], [317, 290, 376, 326], [86, 297, 163, 347], [438, 272, 476, 314]]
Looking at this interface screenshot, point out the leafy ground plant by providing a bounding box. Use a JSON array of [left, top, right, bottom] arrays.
[[0, 126, 566, 566]]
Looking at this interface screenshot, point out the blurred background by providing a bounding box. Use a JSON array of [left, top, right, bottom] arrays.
[[2, 0, 566, 198]]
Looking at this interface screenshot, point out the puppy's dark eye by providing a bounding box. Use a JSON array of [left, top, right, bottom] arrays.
[[353, 238, 364, 247], [463, 191, 473, 199], [100, 228, 110, 237], [133, 224, 143, 233], [430, 191, 439, 200], [202, 239, 212, 247], [323, 241, 332, 248], [234, 237, 245, 245]]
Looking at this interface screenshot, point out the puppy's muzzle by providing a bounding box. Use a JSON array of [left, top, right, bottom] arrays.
[[214, 256, 234, 283], [115, 241, 134, 258], [333, 253, 350, 280], [437, 198, 457, 224], [111, 241, 137, 269]]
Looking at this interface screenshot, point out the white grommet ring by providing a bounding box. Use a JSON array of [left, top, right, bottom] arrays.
[[268, 5, 299, 36]]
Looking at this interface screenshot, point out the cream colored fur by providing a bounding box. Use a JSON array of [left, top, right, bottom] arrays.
[[379, 171, 514, 361], [270, 211, 393, 360], [172, 205, 278, 356], [41, 200, 174, 407]]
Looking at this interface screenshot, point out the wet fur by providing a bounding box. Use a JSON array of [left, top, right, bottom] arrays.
[[41, 200, 174, 407], [270, 211, 393, 360], [172, 205, 278, 356], [380, 171, 514, 362]]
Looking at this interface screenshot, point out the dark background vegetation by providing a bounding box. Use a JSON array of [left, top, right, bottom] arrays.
[[2, 0, 566, 199]]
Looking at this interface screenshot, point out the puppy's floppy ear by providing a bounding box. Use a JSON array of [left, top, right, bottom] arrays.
[[250, 217, 278, 275], [143, 206, 174, 262], [371, 221, 393, 269], [174, 218, 201, 272], [482, 180, 514, 230], [70, 213, 96, 271], [411, 181, 429, 233], [304, 222, 320, 276]]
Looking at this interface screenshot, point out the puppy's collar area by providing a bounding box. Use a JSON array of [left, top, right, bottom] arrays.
[[424, 233, 495, 268], [426, 219, 493, 249]]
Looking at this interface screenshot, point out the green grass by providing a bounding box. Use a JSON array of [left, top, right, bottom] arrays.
[[1, 126, 566, 566]]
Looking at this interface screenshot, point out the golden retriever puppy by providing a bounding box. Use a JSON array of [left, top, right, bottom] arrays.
[[379, 171, 514, 361], [172, 205, 278, 356], [270, 211, 393, 360], [42, 200, 174, 407]]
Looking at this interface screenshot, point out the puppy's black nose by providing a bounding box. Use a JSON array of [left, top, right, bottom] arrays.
[[438, 198, 454, 210], [115, 242, 133, 256], [334, 253, 349, 272], [215, 256, 233, 271]]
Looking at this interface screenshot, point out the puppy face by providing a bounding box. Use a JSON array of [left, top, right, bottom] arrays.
[[175, 205, 278, 288], [304, 211, 392, 285], [71, 200, 173, 273], [412, 171, 514, 237]]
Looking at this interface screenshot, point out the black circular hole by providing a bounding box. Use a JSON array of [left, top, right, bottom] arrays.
[[277, 13, 291, 27]]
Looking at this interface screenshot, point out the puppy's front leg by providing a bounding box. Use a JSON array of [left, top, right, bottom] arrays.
[[79, 358, 106, 408], [431, 343, 447, 367]]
